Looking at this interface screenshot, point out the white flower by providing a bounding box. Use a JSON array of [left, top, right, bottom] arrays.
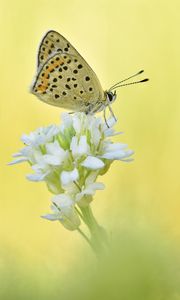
[[61, 168, 79, 185], [8, 157, 28, 165], [100, 142, 134, 161], [21, 125, 59, 147], [81, 156, 105, 170], [10, 112, 133, 230], [42, 194, 80, 230], [76, 172, 105, 206], [44, 140, 68, 165], [60, 112, 73, 130], [70, 135, 89, 158], [26, 172, 48, 182]]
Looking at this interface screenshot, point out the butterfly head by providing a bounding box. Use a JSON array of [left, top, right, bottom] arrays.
[[106, 90, 117, 105]]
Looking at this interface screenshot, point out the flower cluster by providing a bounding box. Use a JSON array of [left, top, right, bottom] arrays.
[[10, 112, 133, 231]]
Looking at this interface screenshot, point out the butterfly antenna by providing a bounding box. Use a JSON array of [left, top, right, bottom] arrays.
[[111, 78, 149, 89], [109, 70, 145, 91]]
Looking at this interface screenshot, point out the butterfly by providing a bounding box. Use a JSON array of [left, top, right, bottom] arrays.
[[31, 30, 148, 118]]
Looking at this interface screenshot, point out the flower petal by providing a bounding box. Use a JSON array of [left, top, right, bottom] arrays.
[[41, 213, 62, 221], [103, 116, 117, 131], [46, 140, 58, 154], [60, 113, 73, 130], [104, 143, 128, 152], [81, 156, 105, 169], [73, 114, 82, 134], [101, 150, 134, 160], [70, 136, 78, 155], [70, 136, 89, 157], [52, 194, 73, 210], [26, 172, 47, 181], [78, 135, 89, 155], [51, 194, 81, 230], [12, 152, 22, 157], [82, 182, 105, 195], [8, 157, 28, 165], [43, 154, 62, 165], [61, 168, 79, 185]]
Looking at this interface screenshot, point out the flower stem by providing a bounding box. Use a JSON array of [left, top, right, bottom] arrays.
[[77, 227, 96, 252], [80, 205, 109, 257], [75, 206, 86, 222]]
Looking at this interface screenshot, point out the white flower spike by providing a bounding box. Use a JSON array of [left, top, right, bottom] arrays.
[[10, 112, 133, 254]]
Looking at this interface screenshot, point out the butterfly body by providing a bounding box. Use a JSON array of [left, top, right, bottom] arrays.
[[31, 30, 111, 114]]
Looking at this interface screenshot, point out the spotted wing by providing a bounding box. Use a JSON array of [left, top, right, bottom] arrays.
[[31, 51, 104, 112], [37, 30, 84, 69]]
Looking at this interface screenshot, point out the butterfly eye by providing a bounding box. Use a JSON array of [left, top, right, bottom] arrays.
[[107, 91, 116, 102]]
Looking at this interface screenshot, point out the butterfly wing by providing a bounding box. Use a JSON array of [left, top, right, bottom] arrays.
[[37, 30, 78, 69], [31, 30, 105, 112]]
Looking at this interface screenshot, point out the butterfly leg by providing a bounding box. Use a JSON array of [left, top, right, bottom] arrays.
[[103, 108, 109, 128], [107, 104, 117, 122]]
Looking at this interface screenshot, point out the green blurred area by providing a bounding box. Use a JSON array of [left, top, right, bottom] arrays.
[[1, 223, 180, 300]]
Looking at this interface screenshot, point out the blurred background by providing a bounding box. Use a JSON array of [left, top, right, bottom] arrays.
[[0, 0, 180, 299]]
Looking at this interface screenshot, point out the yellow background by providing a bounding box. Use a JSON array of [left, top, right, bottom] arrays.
[[0, 0, 180, 298]]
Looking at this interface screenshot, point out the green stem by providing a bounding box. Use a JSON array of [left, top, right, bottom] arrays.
[[75, 206, 86, 223], [80, 205, 109, 257], [77, 228, 96, 252]]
